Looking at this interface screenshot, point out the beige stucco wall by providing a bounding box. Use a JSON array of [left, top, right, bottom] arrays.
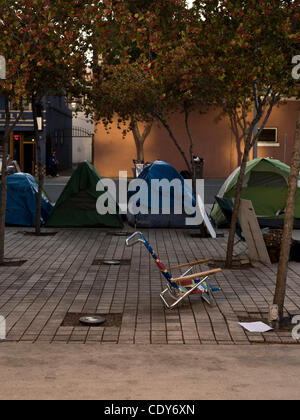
[[94, 101, 299, 179], [257, 101, 299, 164]]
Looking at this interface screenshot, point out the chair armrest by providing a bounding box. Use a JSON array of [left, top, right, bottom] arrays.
[[171, 268, 222, 283]]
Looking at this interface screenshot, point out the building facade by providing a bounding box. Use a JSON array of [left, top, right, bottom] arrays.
[[94, 100, 299, 179], [0, 96, 72, 174], [72, 112, 94, 168]]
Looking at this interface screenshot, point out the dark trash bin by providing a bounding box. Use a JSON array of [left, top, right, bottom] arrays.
[[193, 156, 204, 179]]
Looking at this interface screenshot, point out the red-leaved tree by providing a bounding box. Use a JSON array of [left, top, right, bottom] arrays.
[[1, 0, 92, 235]]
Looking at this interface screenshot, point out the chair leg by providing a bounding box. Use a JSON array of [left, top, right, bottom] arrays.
[[197, 276, 213, 305], [160, 277, 210, 310], [206, 283, 215, 306], [201, 293, 211, 305], [160, 288, 177, 310]]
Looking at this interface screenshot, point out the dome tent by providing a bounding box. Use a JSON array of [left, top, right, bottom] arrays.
[[211, 158, 300, 228], [46, 161, 123, 228], [127, 160, 197, 228], [0, 173, 53, 226]]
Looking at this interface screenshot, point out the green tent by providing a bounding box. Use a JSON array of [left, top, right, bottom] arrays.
[[46, 161, 123, 228], [211, 158, 300, 227]]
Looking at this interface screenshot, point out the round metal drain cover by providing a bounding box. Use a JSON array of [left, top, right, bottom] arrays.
[[103, 260, 121, 265], [79, 316, 106, 326]]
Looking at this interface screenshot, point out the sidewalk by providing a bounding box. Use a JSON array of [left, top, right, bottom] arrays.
[[1, 227, 300, 346], [1, 343, 300, 400]]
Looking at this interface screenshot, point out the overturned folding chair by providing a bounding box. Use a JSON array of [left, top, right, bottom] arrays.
[[126, 232, 222, 310]]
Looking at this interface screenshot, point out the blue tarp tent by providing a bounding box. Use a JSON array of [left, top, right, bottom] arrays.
[[0, 173, 53, 226], [127, 160, 197, 228]]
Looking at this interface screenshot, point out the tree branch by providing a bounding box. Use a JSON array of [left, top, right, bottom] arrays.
[[153, 111, 192, 173]]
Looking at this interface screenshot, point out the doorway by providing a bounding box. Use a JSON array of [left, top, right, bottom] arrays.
[[10, 132, 36, 174], [23, 142, 35, 174]]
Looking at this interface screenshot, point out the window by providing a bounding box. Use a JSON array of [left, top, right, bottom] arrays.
[[258, 127, 279, 147], [9, 100, 32, 111], [54, 129, 64, 145]]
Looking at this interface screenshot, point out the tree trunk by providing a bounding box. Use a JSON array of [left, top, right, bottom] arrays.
[[225, 138, 252, 268], [136, 142, 144, 161], [184, 107, 207, 237], [229, 113, 243, 167], [184, 108, 196, 194], [154, 112, 192, 174], [32, 99, 43, 236], [225, 94, 279, 268], [0, 95, 24, 263], [273, 105, 300, 321], [0, 146, 8, 265], [0, 95, 10, 265], [131, 119, 152, 162]]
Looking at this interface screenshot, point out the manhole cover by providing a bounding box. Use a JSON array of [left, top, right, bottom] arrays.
[[108, 232, 130, 237], [103, 260, 121, 265], [20, 231, 58, 237], [61, 313, 123, 328], [79, 316, 106, 326], [0, 259, 27, 267], [92, 259, 131, 266]]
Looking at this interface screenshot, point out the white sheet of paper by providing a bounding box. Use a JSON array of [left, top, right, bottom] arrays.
[[239, 322, 273, 333]]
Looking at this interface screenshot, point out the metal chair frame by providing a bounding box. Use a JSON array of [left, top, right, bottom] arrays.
[[126, 232, 221, 310]]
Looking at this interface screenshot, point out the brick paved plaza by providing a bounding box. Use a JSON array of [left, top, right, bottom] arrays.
[[1, 227, 300, 345]]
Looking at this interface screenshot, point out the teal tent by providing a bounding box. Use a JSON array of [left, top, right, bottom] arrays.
[[1, 173, 53, 226]]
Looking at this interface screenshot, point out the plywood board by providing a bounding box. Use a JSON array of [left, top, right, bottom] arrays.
[[239, 199, 271, 264]]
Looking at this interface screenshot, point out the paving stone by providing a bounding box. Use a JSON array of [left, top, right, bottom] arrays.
[[247, 335, 265, 343], [0, 227, 300, 346], [52, 336, 69, 342]]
